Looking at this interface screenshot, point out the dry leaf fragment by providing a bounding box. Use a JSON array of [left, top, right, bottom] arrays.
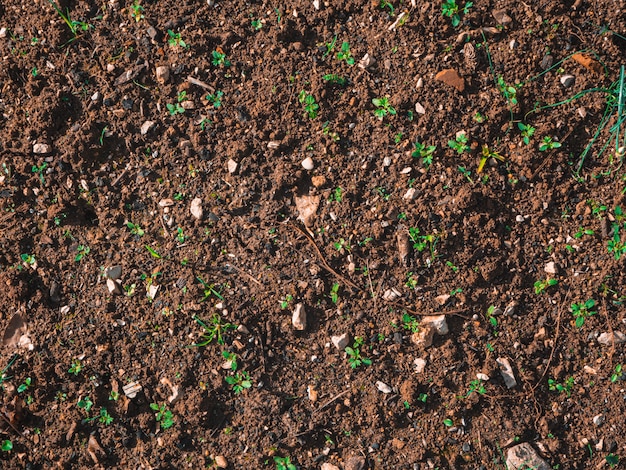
[[435, 69, 465, 92], [295, 194, 320, 228], [571, 53, 603, 75]]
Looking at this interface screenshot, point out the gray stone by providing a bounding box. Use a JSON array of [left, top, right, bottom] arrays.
[[105, 265, 122, 280], [140, 120, 155, 135], [33, 143, 52, 154], [331, 333, 349, 350], [560, 74, 575, 88], [376, 381, 392, 394], [155, 65, 170, 84]]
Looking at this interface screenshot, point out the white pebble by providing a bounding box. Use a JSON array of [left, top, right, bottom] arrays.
[[301, 157, 314, 170]]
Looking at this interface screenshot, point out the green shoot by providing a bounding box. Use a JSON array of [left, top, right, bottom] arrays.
[[298, 91, 319, 119], [448, 132, 469, 154], [571, 299, 596, 328], [68, 359, 82, 375], [1, 440, 12, 452], [402, 313, 420, 333], [336, 42, 355, 65], [167, 30, 188, 49], [32, 163, 47, 185], [539, 136, 562, 151], [412, 141, 436, 169], [126, 221, 145, 237], [330, 282, 340, 304], [534, 278, 558, 294], [517, 122, 535, 145], [144, 245, 162, 259], [211, 50, 231, 67], [441, 0, 473, 28], [225, 371, 252, 394], [130, 1, 144, 22], [372, 97, 396, 120], [323, 74, 347, 86], [75, 244, 90, 262], [478, 145, 506, 173], [548, 376, 574, 397], [345, 336, 372, 369], [206, 90, 224, 108], [150, 403, 174, 429], [608, 224, 626, 259], [192, 314, 237, 346], [274, 456, 297, 470]]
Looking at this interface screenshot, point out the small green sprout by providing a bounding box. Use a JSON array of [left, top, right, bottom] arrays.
[[497, 76, 520, 105], [323, 74, 347, 86], [606, 454, 619, 468], [345, 336, 372, 369], [17, 378, 31, 393], [408, 227, 439, 259], [611, 364, 623, 383], [279, 294, 293, 309], [126, 221, 144, 237], [20, 253, 36, 266], [608, 224, 626, 260], [192, 314, 237, 346], [175, 227, 186, 243], [321, 36, 337, 58], [478, 145, 506, 173], [274, 456, 297, 470], [336, 41, 355, 65], [68, 360, 83, 375], [1, 440, 12, 452], [167, 90, 187, 115], [211, 50, 231, 67], [571, 299, 596, 328], [150, 403, 174, 429], [75, 244, 90, 262], [130, 1, 144, 22], [328, 186, 343, 202], [517, 122, 535, 145], [298, 91, 319, 119], [464, 379, 486, 398], [441, 0, 473, 28], [448, 132, 469, 154], [539, 136, 562, 151], [443, 418, 454, 427], [225, 371, 252, 394], [458, 166, 473, 183], [222, 350, 238, 371], [486, 305, 498, 329], [402, 313, 420, 333], [251, 18, 263, 30], [372, 97, 396, 120], [98, 407, 114, 425], [167, 30, 188, 49], [77, 396, 93, 412], [32, 163, 47, 185], [534, 278, 558, 294], [412, 141, 436, 169], [574, 227, 594, 239], [47, 0, 92, 38], [380, 0, 395, 16], [330, 282, 340, 304], [196, 277, 224, 302], [406, 272, 418, 289], [548, 376, 574, 397], [333, 238, 351, 252], [206, 90, 224, 108], [109, 390, 119, 401], [145, 245, 162, 259]]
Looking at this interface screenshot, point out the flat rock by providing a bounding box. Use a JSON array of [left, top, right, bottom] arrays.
[[492, 9, 512, 25], [496, 357, 517, 388], [227, 159, 238, 174], [506, 442, 550, 470], [295, 194, 320, 228], [376, 380, 392, 394], [105, 266, 122, 280], [331, 333, 350, 350], [190, 197, 203, 220], [344, 456, 366, 470], [301, 157, 314, 170], [140, 120, 155, 135], [435, 69, 465, 92], [106, 278, 122, 295], [422, 315, 449, 335], [321, 464, 340, 470], [544, 261, 557, 274], [413, 357, 427, 374], [155, 65, 170, 84], [560, 74, 575, 88], [292, 303, 306, 330], [597, 331, 626, 345]]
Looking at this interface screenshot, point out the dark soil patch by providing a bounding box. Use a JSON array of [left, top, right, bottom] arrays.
[[1, 0, 626, 468]]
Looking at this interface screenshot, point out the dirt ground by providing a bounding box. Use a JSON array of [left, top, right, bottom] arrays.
[[1, 0, 626, 468]]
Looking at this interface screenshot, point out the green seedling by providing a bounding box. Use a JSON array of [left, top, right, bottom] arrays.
[[20, 253, 36, 266], [225, 371, 252, 394], [126, 221, 144, 237], [274, 456, 297, 470], [473, 111, 487, 123], [608, 224, 626, 260], [109, 390, 119, 401], [211, 50, 231, 67], [394, 132, 403, 144], [323, 74, 347, 86], [443, 418, 454, 427], [167, 90, 187, 115], [539, 136, 562, 151], [222, 350, 238, 371], [123, 284, 136, 296], [17, 378, 31, 394], [32, 163, 47, 185], [330, 282, 340, 304], [534, 278, 558, 294], [611, 364, 623, 383], [1, 440, 12, 452], [517, 122, 535, 145], [298, 91, 319, 119], [402, 313, 420, 333], [150, 403, 174, 429], [333, 238, 351, 252], [196, 277, 224, 302], [192, 314, 237, 346], [77, 396, 93, 412], [441, 0, 473, 28], [372, 97, 396, 120], [497, 76, 520, 106], [406, 272, 418, 289], [571, 299, 596, 328], [167, 30, 188, 49], [408, 227, 439, 260], [130, 1, 144, 22], [336, 41, 355, 65], [144, 245, 161, 259], [478, 145, 506, 173], [48, 0, 92, 38], [175, 227, 186, 243], [448, 132, 469, 154], [574, 227, 594, 239], [251, 18, 263, 30], [548, 376, 574, 397], [206, 90, 224, 108], [321, 36, 337, 58], [464, 379, 486, 398], [606, 454, 619, 468], [380, 0, 395, 16], [98, 407, 114, 425], [345, 336, 372, 369], [328, 186, 343, 202], [412, 141, 436, 169], [199, 118, 212, 130], [458, 166, 474, 183], [75, 244, 90, 262], [68, 359, 83, 375], [486, 305, 498, 329], [279, 294, 293, 309], [446, 261, 459, 272]]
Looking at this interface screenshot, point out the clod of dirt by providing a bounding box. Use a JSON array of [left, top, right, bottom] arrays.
[[307, 385, 318, 402], [105, 266, 122, 280], [190, 197, 204, 220], [295, 194, 320, 228], [292, 303, 307, 330], [376, 381, 392, 394], [571, 53, 604, 75], [492, 9, 512, 25], [344, 456, 366, 470], [155, 65, 170, 84], [413, 358, 427, 374], [396, 229, 410, 265], [161, 377, 180, 403], [159, 198, 175, 207], [214, 455, 228, 468], [597, 331, 626, 345], [3, 313, 32, 350], [331, 333, 350, 350], [435, 69, 465, 92], [33, 142, 52, 154], [87, 435, 105, 465], [496, 357, 517, 389], [301, 157, 314, 170], [435, 294, 450, 305], [411, 324, 435, 349], [506, 442, 550, 470], [544, 262, 557, 274]]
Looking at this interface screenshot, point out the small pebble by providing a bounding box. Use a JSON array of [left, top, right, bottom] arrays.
[[301, 157, 314, 170], [414, 102, 425, 114], [413, 358, 426, 374], [155, 65, 170, 84], [515, 215, 524, 222], [331, 333, 349, 350], [190, 197, 203, 220], [227, 159, 238, 174], [292, 303, 306, 330], [560, 74, 575, 88], [140, 120, 155, 135], [33, 143, 52, 155], [376, 381, 392, 394], [214, 455, 228, 468], [592, 414, 604, 426]]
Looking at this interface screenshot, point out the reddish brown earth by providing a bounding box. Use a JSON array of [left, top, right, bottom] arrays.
[[1, 0, 626, 468]]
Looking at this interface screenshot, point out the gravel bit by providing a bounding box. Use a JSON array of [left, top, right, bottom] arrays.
[[376, 381, 392, 394], [292, 303, 307, 330]]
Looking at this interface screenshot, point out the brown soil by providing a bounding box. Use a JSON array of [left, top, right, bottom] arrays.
[[1, 0, 626, 468]]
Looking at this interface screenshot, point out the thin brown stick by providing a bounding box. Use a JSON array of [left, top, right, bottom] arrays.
[[224, 263, 262, 286], [314, 389, 350, 414], [187, 75, 215, 93]]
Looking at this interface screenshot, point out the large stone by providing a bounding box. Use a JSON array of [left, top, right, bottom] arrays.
[[506, 443, 550, 470]]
